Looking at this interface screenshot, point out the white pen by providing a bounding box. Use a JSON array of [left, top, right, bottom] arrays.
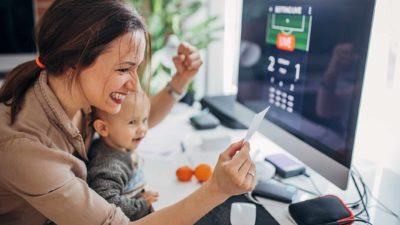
[[180, 141, 194, 167]]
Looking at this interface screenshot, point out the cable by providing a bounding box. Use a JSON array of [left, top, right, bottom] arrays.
[[272, 171, 323, 197], [346, 172, 367, 209], [351, 172, 370, 222], [352, 167, 399, 220], [345, 170, 369, 221], [245, 192, 263, 205], [303, 172, 323, 196], [353, 167, 399, 219], [367, 204, 400, 219], [314, 218, 373, 225], [272, 176, 320, 196], [337, 219, 373, 225]]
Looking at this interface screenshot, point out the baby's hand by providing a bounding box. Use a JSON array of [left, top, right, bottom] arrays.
[[142, 191, 159, 207]]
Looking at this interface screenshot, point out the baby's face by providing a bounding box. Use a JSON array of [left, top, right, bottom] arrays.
[[104, 94, 150, 151]]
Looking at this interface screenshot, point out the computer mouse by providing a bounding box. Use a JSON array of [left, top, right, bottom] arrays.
[[230, 202, 256, 225]]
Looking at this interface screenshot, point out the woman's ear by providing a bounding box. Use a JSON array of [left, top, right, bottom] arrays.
[[93, 119, 109, 137]]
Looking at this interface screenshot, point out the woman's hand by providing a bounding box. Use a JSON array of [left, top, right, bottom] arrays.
[[170, 42, 203, 93], [205, 140, 256, 198]]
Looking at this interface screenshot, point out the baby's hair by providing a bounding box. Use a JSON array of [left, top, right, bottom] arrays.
[[91, 108, 108, 126], [129, 90, 151, 118], [91, 90, 150, 126]]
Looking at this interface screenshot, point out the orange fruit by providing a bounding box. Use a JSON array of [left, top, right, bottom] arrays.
[[176, 166, 194, 182], [194, 164, 213, 182]]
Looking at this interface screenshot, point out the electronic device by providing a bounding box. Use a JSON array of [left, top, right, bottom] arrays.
[[289, 195, 354, 225], [195, 194, 280, 225], [232, 0, 375, 190], [190, 112, 220, 130], [0, 1, 36, 74], [230, 203, 256, 225], [252, 179, 298, 203], [200, 96, 246, 129], [265, 153, 305, 178]]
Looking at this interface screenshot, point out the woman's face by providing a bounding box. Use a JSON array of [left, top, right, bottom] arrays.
[[78, 31, 146, 114]]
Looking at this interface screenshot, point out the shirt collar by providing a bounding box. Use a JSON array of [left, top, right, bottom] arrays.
[[34, 71, 89, 160]]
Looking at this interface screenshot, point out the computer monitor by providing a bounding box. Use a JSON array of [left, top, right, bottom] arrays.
[[234, 0, 375, 190], [0, 0, 36, 74]]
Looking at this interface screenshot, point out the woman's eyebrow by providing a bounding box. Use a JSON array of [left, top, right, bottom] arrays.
[[117, 61, 136, 66]]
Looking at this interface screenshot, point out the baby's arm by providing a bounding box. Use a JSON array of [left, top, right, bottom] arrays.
[[140, 191, 159, 208]]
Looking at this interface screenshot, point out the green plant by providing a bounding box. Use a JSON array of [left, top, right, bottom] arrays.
[[128, 0, 222, 96]]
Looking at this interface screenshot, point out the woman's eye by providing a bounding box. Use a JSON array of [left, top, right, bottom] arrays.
[[117, 68, 130, 74]]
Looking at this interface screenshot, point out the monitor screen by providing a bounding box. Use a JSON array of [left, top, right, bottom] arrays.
[[0, 0, 36, 73], [0, 0, 36, 54], [237, 0, 375, 169]]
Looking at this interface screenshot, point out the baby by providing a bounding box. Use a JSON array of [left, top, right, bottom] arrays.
[[87, 91, 158, 221]]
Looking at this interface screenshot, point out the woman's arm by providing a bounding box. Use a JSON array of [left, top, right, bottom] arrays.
[[132, 181, 226, 225], [148, 42, 202, 128], [130, 141, 256, 225], [0, 138, 130, 225], [149, 75, 189, 128]]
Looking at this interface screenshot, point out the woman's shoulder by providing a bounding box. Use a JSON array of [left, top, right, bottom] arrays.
[[0, 135, 88, 196], [0, 87, 53, 145], [0, 85, 86, 156]]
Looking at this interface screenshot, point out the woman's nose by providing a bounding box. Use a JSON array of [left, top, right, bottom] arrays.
[[126, 72, 141, 92]]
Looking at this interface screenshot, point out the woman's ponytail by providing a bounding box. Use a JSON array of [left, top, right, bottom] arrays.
[[0, 60, 41, 124]]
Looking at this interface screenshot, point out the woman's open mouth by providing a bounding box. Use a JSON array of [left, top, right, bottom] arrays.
[[110, 92, 126, 104]]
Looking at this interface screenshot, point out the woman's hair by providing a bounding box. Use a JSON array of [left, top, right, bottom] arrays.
[[0, 0, 151, 124]]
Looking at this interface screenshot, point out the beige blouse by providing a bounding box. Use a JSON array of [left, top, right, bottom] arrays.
[[0, 72, 129, 225]]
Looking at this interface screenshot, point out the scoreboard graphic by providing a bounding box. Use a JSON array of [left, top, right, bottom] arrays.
[[264, 5, 313, 118], [266, 13, 312, 52]]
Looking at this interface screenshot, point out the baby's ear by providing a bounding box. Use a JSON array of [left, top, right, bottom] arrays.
[[93, 119, 109, 137]]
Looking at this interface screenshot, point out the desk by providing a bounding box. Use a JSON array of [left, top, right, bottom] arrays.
[[138, 103, 400, 225]]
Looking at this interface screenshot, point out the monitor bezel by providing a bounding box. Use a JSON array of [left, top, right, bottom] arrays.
[[233, 0, 376, 190], [233, 102, 351, 189]]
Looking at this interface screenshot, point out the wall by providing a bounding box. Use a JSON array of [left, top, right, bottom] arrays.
[[353, 0, 400, 174], [34, 0, 54, 21]]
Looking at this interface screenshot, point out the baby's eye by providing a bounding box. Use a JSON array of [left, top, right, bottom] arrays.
[[143, 118, 148, 123], [129, 120, 135, 125]]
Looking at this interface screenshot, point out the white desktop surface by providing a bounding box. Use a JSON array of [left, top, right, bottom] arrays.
[[138, 103, 400, 225]]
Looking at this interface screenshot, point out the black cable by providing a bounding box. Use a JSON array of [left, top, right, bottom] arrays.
[[346, 171, 367, 208], [353, 172, 370, 221], [336, 219, 373, 225], [313, 218, 373, 225], [345, 170, 369, 221], [351, 172, 370, 222], [352, 167, 399, 220]]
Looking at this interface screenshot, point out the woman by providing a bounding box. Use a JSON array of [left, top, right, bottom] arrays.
[[0, 1, 256, 225]]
